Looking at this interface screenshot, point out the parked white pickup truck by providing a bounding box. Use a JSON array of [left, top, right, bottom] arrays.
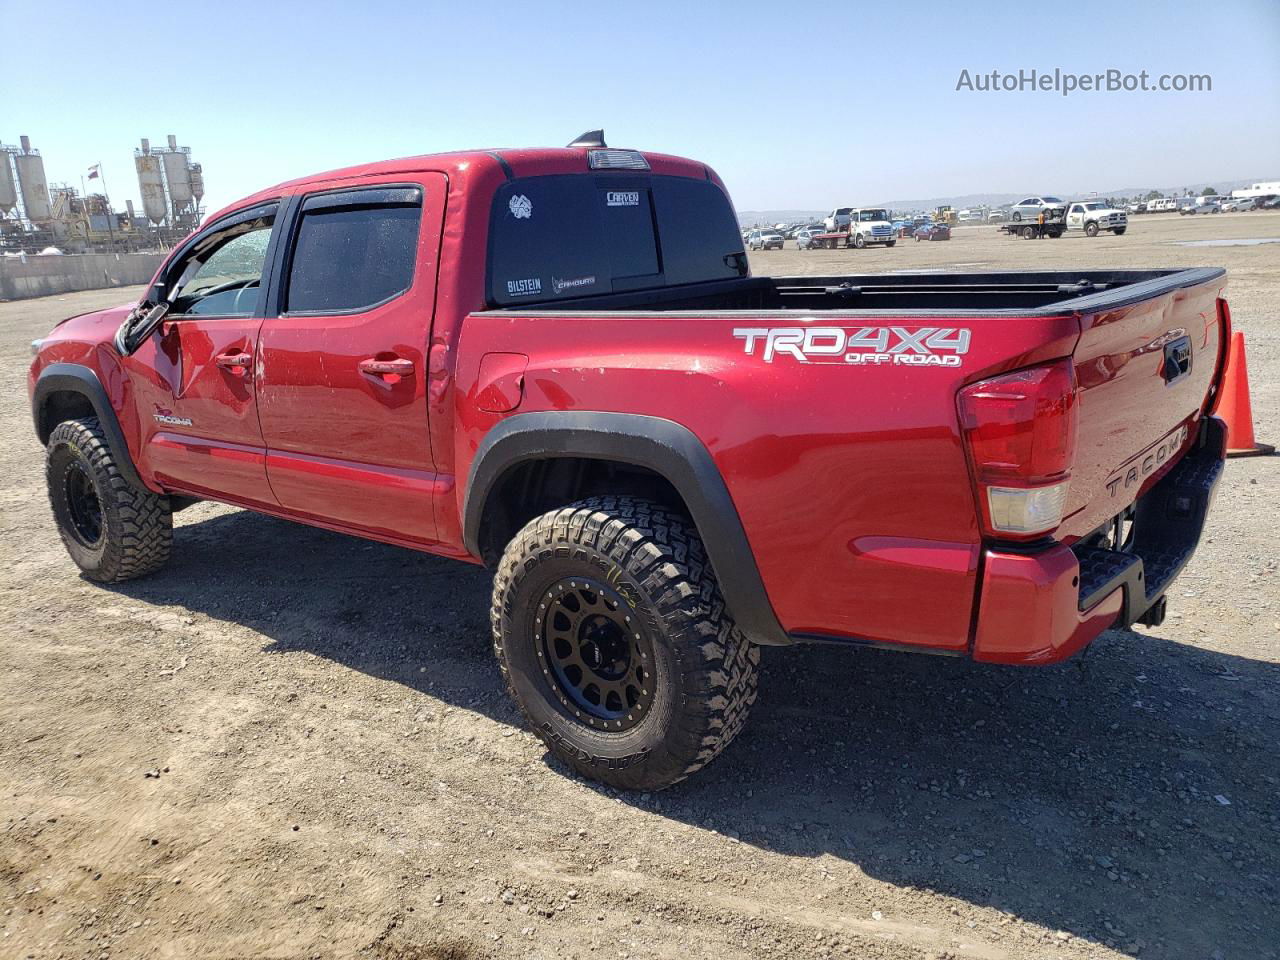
[[1066, 201, 1128, 236]]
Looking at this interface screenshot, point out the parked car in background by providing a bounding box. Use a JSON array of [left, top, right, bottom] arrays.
[[1146, 198, 1178, 213], [1218, 197, 1252, 212], [1126, 201, 1147, 214], [795, 228, 825, 250], [1180, 200, 1221, 215], [1066, 201, 1128, 236], [987, 209, 1008, 222], [823, 207, 854, 232], [747, 229, 785, 250], [1009, 196, 1065, 221], [957, 209, 985, 222], [914, 222, 951, 241]]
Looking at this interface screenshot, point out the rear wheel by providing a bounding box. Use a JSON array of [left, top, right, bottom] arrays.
[[46, 417, 172, 583], [491, 497, 759, 790], [1022, 225, 1036, 239], [1012, 212, 1022, 222]]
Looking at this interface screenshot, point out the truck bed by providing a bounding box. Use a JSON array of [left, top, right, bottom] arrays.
[[483, 268, 1224, 316], [468, 265, 1228, 658]]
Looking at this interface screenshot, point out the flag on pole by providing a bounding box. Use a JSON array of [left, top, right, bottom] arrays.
[[87, 164, 101, 179]]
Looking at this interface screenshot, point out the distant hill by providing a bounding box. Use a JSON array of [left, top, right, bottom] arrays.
[[737, 176, 1272, 225]]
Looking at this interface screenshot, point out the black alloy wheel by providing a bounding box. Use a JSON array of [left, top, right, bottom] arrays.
[[537, 577, 657, 731]]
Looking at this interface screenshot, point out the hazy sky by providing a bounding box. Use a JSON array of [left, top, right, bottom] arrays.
[[8, 0, 1279, 216]]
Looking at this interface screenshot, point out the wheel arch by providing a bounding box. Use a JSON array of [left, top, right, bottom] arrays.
[[463, 412, 790, 646], [32, 363, 146, 490]]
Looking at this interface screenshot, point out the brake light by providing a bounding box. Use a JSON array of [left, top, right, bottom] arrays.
[[958, 360, 1078, 538]]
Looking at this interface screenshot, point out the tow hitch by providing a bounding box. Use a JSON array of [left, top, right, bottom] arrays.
[[1137, 595, 1167, 628]]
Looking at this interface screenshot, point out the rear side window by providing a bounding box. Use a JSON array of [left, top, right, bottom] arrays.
[[286, 190, 421, 313], [488, 174, 744, 306]]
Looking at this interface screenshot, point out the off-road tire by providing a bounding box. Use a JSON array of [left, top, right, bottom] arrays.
[[491, 496, 760, 790], [46, 417, 172, 583]]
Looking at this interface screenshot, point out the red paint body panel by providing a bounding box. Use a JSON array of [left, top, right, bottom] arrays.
[[27, 144, 1229, 665], [973, 545, 1125, 664]]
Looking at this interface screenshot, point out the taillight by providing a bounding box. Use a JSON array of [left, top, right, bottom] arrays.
[[958, 360, 1078, 538]]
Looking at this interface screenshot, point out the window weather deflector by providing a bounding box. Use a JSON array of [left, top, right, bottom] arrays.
[[301, 186, 421, 212]]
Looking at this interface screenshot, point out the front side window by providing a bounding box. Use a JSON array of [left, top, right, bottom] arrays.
[[286, 192, 422, 313], [169, 210, 276, 317]]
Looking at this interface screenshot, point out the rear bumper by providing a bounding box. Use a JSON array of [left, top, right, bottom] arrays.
[[972, 416, 1226, 665]]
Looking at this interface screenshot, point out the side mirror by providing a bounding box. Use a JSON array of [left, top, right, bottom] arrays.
[[114, 300, 171, 356]]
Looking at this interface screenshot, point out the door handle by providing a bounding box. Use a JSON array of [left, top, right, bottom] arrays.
[[215, 351, 253, 375], [359, 357, 415, 377]]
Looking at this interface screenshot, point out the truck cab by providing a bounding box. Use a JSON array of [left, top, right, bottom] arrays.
[[847, 207, 896, 248], [1066, 201, 1128, 236]]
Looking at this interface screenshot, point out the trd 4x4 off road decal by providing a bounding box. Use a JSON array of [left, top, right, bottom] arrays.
[[733, 326, 972, 367]]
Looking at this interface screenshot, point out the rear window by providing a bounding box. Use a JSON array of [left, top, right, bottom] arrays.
[[488, 175, 745, 306], [286, 196, 421, 314]]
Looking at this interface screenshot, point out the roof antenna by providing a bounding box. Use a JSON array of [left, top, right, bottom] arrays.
[[567, 129, 607, 148]]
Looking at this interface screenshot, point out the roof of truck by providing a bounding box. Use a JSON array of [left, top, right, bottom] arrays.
[[207, 147, 718, 225]]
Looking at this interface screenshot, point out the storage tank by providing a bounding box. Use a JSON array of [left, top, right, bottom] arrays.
[[189, 162, 204, 202], [0, 149, 17, 214], [135, 139, 167, 224], [162, 148, 192, 204], [15, 136, 52, 222]]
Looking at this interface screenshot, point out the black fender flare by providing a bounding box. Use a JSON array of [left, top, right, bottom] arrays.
[[463, 411, 791, 646], [32, 363, 147, 491]]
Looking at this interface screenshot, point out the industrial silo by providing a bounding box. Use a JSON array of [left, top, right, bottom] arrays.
[[189, 162, 204, 202], [161, 134, 193, 206], [15, 135, 52, 222], [135, 138, 167, 224], [0, 148, 17, 214]]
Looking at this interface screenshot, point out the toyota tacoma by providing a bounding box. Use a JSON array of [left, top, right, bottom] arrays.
[[30, 132, 1229, 790]]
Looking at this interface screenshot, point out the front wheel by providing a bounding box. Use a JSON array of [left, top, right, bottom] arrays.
[[885, 240, 896, 247], [1085, 221, 1100, 237], [853, 234, 867, 249], [492, 497, 759, 790], [46, 417, 172, 582]]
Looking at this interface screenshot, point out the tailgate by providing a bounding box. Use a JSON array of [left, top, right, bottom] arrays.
[[1060, 272, 1227, 542]]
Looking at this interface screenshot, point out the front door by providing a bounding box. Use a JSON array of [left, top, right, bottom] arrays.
[[1068, 203, 1085, 229], [125, 204, 279, 506], [256, 177, 446, 544]]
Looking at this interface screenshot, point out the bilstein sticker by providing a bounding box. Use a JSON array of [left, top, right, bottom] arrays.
[[506, 277, 542, 297], [508, 194, 533, 219], [733, 326, 972, 367], [606, 191, 640, 207]]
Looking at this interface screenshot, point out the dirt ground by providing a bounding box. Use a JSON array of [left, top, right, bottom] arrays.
[[2, 212, 1277, 960]]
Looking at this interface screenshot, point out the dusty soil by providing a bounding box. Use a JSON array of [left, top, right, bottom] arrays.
[[2, 211, 1277, 960]]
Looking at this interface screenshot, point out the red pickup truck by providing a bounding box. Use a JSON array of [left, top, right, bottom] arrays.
[[29, 134, 1229, 790]]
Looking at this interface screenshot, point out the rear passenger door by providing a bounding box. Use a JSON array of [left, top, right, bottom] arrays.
[[256, 176, 447, 543]]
